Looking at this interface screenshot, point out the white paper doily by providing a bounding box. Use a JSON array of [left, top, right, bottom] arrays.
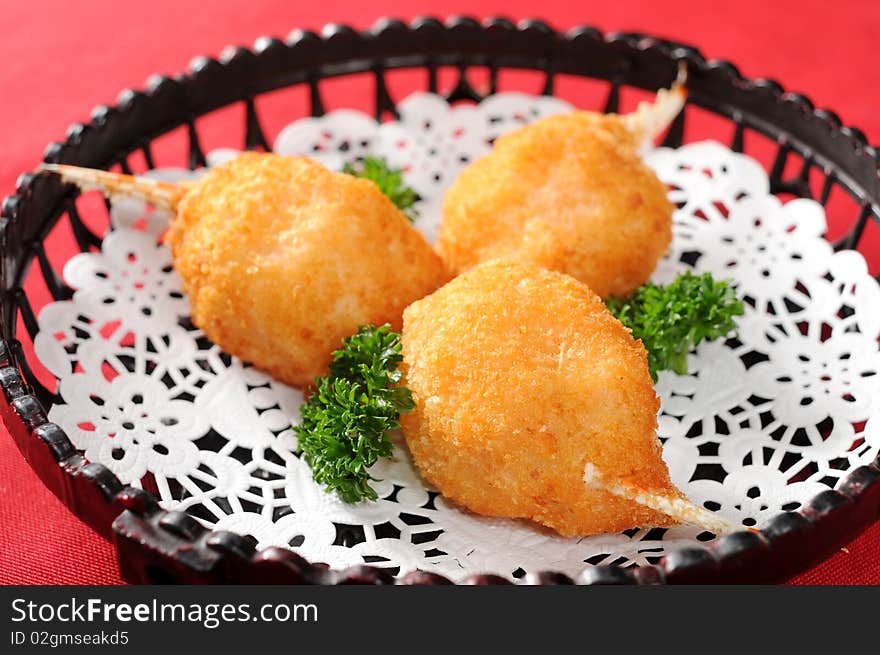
[[34, 92, 880, 581]]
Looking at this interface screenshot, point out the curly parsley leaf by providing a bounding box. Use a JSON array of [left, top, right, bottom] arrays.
[[294, 324, 414, 503], [607, 272, 745, 382], [342, 156, 420, 222]]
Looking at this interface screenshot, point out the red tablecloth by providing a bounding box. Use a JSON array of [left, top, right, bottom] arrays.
[[1, 0, 878, 585]]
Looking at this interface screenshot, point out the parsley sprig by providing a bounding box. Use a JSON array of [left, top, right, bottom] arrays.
[[607, 272, 745, 381], [343, 156, 420, 222], [294, 324, 414, 503]]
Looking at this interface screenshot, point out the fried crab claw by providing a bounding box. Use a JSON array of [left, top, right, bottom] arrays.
[[40, 154, 446, 389], [583, 461, 735, 535]]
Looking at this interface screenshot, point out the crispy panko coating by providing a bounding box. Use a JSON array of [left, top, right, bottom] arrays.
[[400, 259, 685, 537], [166, 153, 446, 388], [438, 112, 673, 299]]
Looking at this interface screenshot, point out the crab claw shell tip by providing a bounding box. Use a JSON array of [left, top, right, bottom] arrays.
[[37, 163, 182, 211], [621, 61, 688, 145]]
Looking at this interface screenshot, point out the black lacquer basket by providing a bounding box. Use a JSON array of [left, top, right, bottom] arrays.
[[2, 16, 880, 585]]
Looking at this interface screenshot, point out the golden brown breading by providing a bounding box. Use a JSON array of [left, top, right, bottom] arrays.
[[400, 259, 685, 537], [167, 153, 447, 388], [438, 112, 673, 299]]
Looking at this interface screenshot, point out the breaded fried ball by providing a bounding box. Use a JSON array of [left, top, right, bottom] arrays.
[[400, 259, 684, 537], [438, 113, 673, 298], [167, 153, 447, 388]]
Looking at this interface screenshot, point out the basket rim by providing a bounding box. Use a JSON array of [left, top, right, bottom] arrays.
[[1, 15, 879, 585]]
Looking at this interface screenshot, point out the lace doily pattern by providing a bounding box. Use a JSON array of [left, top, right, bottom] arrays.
[[34, 95, 880, 581]]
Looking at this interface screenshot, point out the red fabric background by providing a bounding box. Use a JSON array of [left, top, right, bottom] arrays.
[[1, 0, 878, 585]]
